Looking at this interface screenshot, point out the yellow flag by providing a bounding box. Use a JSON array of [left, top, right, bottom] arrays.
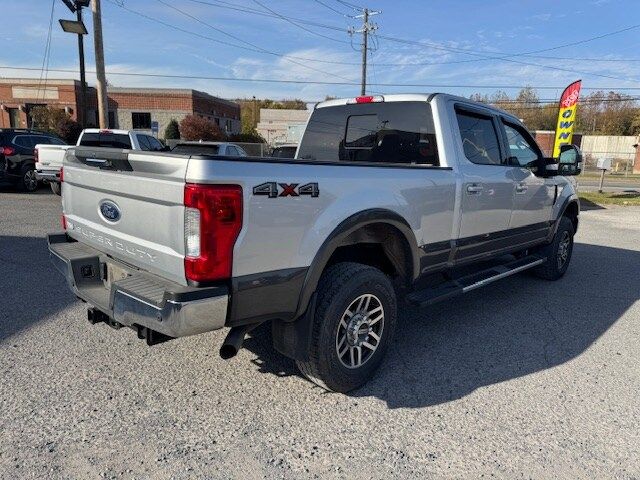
[[552, 80, 582, 158]]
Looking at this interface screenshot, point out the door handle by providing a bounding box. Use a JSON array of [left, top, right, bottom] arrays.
[[466, 184, 484, 194], [516, 183, 528, 194]]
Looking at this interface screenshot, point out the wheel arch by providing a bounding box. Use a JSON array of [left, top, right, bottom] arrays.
[[293, 208, 419, 320]]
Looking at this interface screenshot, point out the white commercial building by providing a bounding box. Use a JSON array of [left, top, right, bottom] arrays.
[[256, 108, 311, 145]]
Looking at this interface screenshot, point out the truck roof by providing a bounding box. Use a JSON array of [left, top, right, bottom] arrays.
[[81, 128, 146, 135], [315, 93, 521, 123]]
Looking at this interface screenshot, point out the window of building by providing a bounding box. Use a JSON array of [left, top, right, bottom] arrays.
[[8, 108, 20, 128], [131, 112, 151, 129], [455, 110, 502, 166], [108, 111, 117, 129]]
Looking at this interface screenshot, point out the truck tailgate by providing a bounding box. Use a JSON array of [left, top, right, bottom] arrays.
[[62, 147, 188, 285]]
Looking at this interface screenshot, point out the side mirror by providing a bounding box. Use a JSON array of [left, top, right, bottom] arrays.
[[554, 144, 582, 176]]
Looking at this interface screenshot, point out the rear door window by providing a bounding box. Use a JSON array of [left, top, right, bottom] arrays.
[[297, 101, 439, 165], [13, 135, 34, 148]]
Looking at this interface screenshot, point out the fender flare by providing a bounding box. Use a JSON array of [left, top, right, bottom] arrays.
[[292, 208, 419, 320], [551, 196, 580, 238]]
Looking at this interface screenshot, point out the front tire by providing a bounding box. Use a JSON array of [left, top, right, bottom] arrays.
[[296, 262, 397, 393], [50, 182, 61, 195], [533, 216, 575, 280]]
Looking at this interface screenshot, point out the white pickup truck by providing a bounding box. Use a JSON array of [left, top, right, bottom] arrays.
[[48, 93, 582, 392], [36, 129, 165, 194]]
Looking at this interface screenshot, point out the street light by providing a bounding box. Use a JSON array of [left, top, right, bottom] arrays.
[[58, 19, 87, 34], [59, 0, 90, 127]]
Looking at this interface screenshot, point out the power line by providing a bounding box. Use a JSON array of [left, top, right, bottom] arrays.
[[107, 0, 640, 71], [37, 0, 56, 103], [376, 34, 640, 84], [186, 0, 347, 32], [250, 0, 350, 44], [313, 0, 353, 17], [334, 0, 366, 11], [4, 65, 640, 91], [188, 0, 640, 63]]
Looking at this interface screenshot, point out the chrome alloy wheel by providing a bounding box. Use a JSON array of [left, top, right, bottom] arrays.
[[335, 293, 384, 369], [557, 231, 571, 269]]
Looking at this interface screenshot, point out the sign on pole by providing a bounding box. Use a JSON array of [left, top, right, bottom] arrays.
[[151, 121, 159, 137]]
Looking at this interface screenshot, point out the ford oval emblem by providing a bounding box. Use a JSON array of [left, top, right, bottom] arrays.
[[99, 200, 121, 222]]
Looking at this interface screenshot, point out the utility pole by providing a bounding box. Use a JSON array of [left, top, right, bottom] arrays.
[[349, 8, 380, 96], [76, 7, 87, 127], [91, 0, 108, 128]]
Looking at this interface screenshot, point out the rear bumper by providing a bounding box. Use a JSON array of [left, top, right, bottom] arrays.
[[36, 169, 60, 182], [48, 233, 229, 338]]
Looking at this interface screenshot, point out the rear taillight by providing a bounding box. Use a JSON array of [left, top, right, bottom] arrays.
[[61, 214, 67, 230], [2, 146, 15, 156], [60, 166, 64, 182], [184, 184, 243, 283]]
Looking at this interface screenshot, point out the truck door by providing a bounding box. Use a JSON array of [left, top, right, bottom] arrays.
[[454, 106, 514, 252], [499, 120, 555, 230]]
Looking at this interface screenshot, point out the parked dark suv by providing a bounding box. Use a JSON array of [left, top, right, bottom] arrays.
[[0, 129, 66, 192]]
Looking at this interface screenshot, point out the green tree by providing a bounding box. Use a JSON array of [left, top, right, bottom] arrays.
[[164, 118, 180, 140]]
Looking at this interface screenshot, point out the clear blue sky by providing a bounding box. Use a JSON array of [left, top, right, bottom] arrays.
[[2, 0, 639, 102]]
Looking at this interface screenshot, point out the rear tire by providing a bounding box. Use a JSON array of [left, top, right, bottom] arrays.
[[17, 165, 38, 192], [533, 216, 575, 280], [296, 262, 397, 393], [50, 182, 61, 195]]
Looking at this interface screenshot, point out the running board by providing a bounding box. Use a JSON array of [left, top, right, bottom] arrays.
[[407, 255, 545, 307]]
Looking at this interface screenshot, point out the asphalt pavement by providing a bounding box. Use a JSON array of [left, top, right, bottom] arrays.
[[1, 187, 639, 479]]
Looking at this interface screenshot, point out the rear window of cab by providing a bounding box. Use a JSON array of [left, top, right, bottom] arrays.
[[297, 101, 439, 166]]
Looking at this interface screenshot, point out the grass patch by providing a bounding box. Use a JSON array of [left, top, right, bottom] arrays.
[[579, 173, 640, 183], [579, 191, 640, 206]]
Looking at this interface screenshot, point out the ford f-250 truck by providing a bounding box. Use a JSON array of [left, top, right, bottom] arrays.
[[48, 94, 582, 392]]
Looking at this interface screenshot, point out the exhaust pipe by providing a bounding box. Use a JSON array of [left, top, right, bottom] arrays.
[[219, 324, 260, 360]]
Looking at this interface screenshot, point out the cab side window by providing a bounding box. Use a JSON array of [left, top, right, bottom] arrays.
[[455, 110, 502, 166], [502, 122, 542, 167], [136, 134, 151, 151]]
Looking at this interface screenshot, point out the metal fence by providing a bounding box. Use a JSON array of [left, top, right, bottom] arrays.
[[580, 151, 637, 177]]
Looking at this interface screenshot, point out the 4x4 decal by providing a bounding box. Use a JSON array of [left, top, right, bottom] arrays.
[[253, 182, 319, 198]]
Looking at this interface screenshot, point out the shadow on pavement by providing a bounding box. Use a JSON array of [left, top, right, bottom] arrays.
[[577, 198, 605, 211], [242, 242, 640, 407], [0, 235, 75, 342]]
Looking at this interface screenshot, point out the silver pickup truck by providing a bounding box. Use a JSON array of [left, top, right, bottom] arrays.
[[48, 93, 581, 392]]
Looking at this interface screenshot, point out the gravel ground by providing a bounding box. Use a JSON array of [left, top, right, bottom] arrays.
[[1, 188, 639, 479]]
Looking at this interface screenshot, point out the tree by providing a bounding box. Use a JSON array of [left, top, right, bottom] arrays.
[[55, 117, 82, 144], [29, 106, 69, 133], [179, 115, 226, 141], [164, 118, 180, 140]]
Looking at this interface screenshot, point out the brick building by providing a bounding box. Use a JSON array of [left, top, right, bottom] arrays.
[[0, 78, 241, 138]]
